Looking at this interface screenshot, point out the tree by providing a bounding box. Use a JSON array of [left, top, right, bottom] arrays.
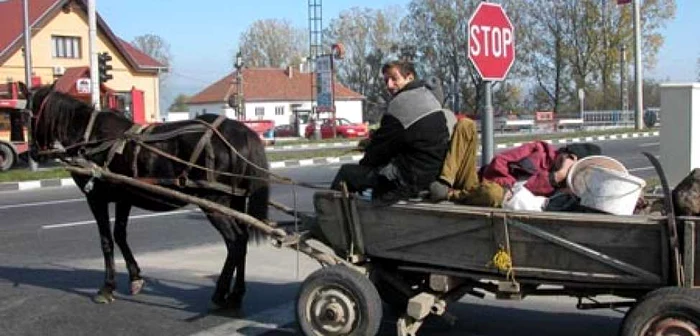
[[168, 94, 190, 112], [237, 19, 306, 68], [325, 7, 401, 122], [132, 34, 172, 83]]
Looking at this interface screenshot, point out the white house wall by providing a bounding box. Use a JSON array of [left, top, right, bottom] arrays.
[[187, 100, 364, 125]]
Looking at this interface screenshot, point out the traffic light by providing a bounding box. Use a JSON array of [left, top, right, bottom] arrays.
[[98, 52, 113, 83]]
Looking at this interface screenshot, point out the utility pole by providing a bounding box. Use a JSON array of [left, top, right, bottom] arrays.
[[234, 51, 244, 120], [22, 0, 37, 171], [620, 44, 629, 113], [633, 0, 643, 129], [88, 0, 100, 110]]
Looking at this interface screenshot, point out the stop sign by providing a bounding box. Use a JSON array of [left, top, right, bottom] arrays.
[[468, 2, 515, 81]]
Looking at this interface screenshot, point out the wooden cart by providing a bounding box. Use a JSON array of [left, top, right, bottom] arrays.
[[284, 189, 700, 336]]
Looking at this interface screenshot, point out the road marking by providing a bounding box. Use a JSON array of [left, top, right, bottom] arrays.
[[639, 142, 660, 147], [41, 209, 198, 230], [190, 301, 295, 336], [0, 198, 84, 210]]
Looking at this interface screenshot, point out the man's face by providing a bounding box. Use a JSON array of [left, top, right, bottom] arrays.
[[383, 67, 414, 96]]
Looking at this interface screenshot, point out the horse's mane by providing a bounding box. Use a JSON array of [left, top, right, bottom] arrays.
[[34, 85, 130, 144]]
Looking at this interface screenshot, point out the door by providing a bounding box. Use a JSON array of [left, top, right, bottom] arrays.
[[131, 88, 146, 124]]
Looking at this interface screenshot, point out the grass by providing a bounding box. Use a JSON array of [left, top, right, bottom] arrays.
[[0, 127, 659, 183], [0, 167, 70, 183], [274, 126, 658, 146]]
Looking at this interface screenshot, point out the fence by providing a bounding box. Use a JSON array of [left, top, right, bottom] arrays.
[[581, 110, 637, 127]]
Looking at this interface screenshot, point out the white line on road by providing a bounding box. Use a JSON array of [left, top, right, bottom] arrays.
[[190, 301, 296, 336], [639, 142, 660, 147], [41, 209, 198, 230], [0, 198, 84, 210]]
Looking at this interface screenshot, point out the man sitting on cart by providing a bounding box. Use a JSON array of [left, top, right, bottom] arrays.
[[429, 118, 601, 208], [330, 60, 456, 203]]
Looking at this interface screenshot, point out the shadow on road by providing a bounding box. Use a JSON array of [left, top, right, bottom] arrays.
[[0, 265, 299, 318]]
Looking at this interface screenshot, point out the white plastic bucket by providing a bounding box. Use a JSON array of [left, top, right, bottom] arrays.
[[567, 156, 646, 215]]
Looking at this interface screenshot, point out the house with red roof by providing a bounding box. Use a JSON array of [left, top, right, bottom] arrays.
[[187, 66, 364, 136], [0, 0, 167, 123]]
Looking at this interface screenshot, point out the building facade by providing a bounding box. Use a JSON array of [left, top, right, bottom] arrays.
[[187, 67, 364, 136], [0, 0, 167, 123]]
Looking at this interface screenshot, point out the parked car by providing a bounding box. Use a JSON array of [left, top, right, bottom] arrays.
[[273, 124, 298, 138], [305, 118, 368, 139]]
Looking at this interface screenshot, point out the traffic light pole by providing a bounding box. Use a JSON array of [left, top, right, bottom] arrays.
[[88, 0, 100, 110]]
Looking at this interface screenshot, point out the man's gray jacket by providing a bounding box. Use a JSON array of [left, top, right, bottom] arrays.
[[361, 80, 456, 196]]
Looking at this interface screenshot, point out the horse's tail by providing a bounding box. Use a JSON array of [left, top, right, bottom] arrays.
[[245, 133, 270, 245]]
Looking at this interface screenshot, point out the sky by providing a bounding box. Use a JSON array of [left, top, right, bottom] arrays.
[[96, 0, 700, 107]]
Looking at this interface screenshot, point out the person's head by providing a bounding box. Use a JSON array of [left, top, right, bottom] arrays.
[[553, 143, 602, 170], [382, 60, 417, 96]]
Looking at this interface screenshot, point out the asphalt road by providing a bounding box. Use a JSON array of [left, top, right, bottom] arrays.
[[0, 136, 660, 336]]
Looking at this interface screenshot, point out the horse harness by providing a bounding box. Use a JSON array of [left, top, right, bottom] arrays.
[[77, 114, 249, 197]]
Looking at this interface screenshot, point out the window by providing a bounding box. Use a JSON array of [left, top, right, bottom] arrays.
[[275, 106, 284, 116], [255, 107, 265, 117], [52, 35, 81, 58]]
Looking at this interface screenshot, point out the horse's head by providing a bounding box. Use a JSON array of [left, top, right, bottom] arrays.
[[19, 83, 64, 161]]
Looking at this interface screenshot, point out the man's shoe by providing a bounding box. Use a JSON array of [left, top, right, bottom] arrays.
[[429, 181, 450, 202]]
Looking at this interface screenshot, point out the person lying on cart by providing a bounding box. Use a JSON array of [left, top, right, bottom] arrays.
[[429, 118, 601, 209], [330, 60, 456, 203]]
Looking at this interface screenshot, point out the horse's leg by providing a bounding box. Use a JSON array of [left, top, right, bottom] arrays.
[[228, 196, 249, 307], [87, 196, 116, 304], [113, 201, 144, 295], [204, 211, 239, 309]]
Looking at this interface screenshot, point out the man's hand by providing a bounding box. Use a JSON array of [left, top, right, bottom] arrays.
[[554, 155, 577, 185]]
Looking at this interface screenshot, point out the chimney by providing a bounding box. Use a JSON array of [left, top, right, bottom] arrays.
[[287, 66, 293, 78]]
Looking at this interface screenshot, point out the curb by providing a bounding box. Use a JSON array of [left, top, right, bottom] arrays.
[[0, 131, 659, 193]]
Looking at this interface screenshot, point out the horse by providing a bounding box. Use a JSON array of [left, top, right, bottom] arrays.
[[22, 83, 270, 309]]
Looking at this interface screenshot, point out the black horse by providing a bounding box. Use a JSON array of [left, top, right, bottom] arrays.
[[24, 84, 269, 308]]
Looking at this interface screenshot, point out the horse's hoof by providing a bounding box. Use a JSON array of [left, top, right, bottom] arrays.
[[210, 295, 242, 311], [130, 279, 145, 295], [94, 291, 115, 304]]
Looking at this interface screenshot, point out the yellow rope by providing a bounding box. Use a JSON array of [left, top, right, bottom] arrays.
[[490, 246, 515, 281]]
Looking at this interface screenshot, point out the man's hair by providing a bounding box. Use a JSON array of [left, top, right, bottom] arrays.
[[381, 60, 417, 78]]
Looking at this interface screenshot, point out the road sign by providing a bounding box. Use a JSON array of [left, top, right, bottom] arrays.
[[468, 2, 515, 81], [315, 55, 335, 112], [76, 78, 91, 94]]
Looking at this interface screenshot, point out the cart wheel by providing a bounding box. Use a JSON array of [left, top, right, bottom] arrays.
[[620, 287, 700, 336], [296, 265, 382, 336], [0, 143, 15, 171]]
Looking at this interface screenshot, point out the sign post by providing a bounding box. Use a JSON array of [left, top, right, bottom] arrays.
[[468, 1, 515, 165], [315, 55, 334, 139]]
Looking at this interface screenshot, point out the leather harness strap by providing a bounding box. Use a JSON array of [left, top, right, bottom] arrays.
[[181, 114, 227, 182], [102, 124, 150, 170]]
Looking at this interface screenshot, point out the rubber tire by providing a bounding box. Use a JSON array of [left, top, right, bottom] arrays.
[[0, 143, 15, 171], [620, 287, 700, 336], [296, 265, 383, 336]]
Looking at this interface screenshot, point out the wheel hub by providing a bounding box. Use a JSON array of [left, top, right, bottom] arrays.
[[650, 317, 700, 336], [309, 287, 358, 335]]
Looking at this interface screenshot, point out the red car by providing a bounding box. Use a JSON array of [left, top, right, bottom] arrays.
[[305, 118, 368, 139]]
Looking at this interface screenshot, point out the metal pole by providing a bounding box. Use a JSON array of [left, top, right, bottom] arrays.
[[88, 0, 100, 110], [481, 82, 494, 165], [480, 0, 494, 166], [633, 0, 643, 129], [22, 0, 37, 171], [621, 44, 629, 113]]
